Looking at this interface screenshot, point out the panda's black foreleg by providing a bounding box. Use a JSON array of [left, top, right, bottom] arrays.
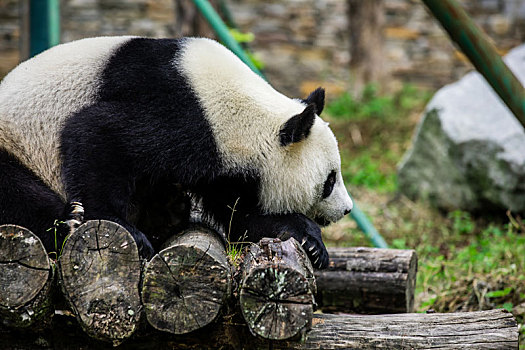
[[228, 212, 329, 269], [0, 149, 66, 253]]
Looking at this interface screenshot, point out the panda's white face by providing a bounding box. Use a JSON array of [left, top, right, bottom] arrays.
[[178, 38, 352, 224], [258, 117, 353, 225]]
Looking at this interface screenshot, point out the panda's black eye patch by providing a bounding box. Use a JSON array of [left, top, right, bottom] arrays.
[[322, 171, 337, 199]]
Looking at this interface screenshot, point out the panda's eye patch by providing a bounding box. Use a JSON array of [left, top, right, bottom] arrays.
[[322, 170, 337, 199]]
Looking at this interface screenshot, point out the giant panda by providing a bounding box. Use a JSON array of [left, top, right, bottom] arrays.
[[0, 37, 352, 269]]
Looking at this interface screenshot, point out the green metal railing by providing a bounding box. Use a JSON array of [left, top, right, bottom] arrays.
[[422, 0, 525, 128], [192, 0, 389, 248], [29, 0, 60, 57]]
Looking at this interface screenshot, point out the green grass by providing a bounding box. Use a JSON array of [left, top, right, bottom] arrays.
[[322, 84, 524, 347], [328, 84, 431, 193]]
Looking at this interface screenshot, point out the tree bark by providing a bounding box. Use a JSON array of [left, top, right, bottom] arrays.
[[58, 220, 143, 346], [347, 0, 385, 93], [239, 237, 316, 340], [271, 309, 518, 350], [174, 0, 217, 38], [142, 225, 231, 334], [316, 247, 417, 313], [0, 225, 54, 329]]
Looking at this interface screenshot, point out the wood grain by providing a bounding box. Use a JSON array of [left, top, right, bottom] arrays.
[[0, 224, 54, 328], [142, 225, 231, 334], [59, 220, 142, 345], [239, 237, 316, 340]]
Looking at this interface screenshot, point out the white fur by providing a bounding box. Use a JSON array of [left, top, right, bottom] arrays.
[[178, 38, 352, 222], [0, 36, 134, 199]]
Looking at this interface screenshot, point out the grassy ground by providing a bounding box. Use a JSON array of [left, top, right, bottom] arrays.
[[321, 85, 525, 346]]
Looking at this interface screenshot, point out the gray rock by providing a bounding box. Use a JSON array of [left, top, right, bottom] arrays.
[[398, 44, 525, 212]]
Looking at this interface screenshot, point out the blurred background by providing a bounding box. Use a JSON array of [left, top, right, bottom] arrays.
[[0, 0, 524, 344]]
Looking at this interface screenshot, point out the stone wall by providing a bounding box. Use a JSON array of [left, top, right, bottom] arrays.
[[0, 0, 21, 78], [1, 0, 525, 97], [228, 0, 525, 96]]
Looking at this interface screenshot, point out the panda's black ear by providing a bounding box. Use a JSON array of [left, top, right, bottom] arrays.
[[279, 104, 316, 146], [303, 87, 325, 115]]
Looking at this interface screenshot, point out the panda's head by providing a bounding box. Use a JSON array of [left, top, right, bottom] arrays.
[[178, 38, 352, 225], [258, 88, 353, 226]]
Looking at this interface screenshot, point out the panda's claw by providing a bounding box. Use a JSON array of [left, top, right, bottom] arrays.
[[301, 238, 307, 247]]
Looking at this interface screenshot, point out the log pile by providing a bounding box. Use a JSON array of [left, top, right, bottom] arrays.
[[0, 222, 520, 349]]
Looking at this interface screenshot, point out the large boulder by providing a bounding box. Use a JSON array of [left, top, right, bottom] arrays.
[[398, 44, 525, 213]]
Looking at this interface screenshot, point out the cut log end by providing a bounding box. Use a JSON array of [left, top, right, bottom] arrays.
[[58, 220, 142, 345], [142, 226, 231, 334], [239, 238, 315, 340], [0, 225, 54, 328]]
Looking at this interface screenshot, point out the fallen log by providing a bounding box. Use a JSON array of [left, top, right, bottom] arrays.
[[271, 309, 518, 350], [239, 237, 316, 340], [315, 247, 417, 313], [0, 225, 54, 329], [141, 225, 231, 334], [58, 220, 143, 345]]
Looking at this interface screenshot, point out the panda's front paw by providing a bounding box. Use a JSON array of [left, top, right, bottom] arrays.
[[285, 214, 329, 269], [298, 233, 329, 269]]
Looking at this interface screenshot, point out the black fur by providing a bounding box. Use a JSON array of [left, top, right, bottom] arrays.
[[1, 38, 329, 268], [0, 149, 66, 251], [279, 104, 317, 147], [60, 38, 220, 257], [303, 87, 325, 115]]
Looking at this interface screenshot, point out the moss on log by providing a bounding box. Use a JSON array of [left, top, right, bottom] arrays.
[[142, 225, 231, 334], [58, 220, 142, 345], [0, 225, 54, 329]]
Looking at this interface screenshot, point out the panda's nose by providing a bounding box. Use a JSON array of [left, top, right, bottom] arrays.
[[344, 208, 351, 215]]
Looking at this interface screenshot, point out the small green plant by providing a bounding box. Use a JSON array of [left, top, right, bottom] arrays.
[[229, 28, 255, 43], [448, 210, 475, 235], [225, 198, 247, 267], [227, 28, 265, 70], [46, 220, 70, 262]]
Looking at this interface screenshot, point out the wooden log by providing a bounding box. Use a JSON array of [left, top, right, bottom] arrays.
[[1, 309, 516, 349], [58, 220, 142, 345], [239, 237, 316, 340], [0, 225, 54, 329], [271, 309, 518, 350], [141, 225, 231, 334], [315, 247, 417, 314]]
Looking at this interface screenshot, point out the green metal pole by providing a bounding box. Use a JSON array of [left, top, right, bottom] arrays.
[[29, 0, 60, 57], [191, 0, 264, 78], [350, 197, 388, 248], [421, 0, 525, 128]]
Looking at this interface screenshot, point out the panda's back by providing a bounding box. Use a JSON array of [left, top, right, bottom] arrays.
[[0, 36, 135, 199]]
